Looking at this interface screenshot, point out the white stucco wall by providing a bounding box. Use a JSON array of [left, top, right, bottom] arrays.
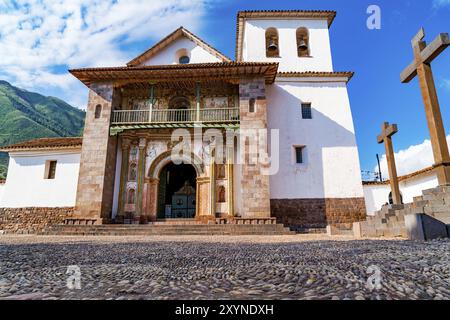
[[363, 171, 439, 215], [139, 37, 222, 66], [0, 150, 81, 208], [0, 183, 4, 204], [242, 19, 333, 72], [267, 77, 363, 199]]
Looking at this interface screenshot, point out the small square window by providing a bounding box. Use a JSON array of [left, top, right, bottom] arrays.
[[45, 160, 57, 179], [301, 103, 312, 119], [294, 147, 304, 164]]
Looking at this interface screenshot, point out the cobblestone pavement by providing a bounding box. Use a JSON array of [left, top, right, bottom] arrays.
[[0, 235, 449, 300]]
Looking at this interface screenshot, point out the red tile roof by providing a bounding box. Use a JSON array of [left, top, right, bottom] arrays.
[[127, 27, 232, 67], [0, 137, 82, 152], [277, 71, 354, 82], [362, 166, 435, 185]]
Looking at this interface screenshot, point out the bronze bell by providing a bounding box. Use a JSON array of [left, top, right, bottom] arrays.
[[298, 39, 308, 51], [267, 39, 278, 51]]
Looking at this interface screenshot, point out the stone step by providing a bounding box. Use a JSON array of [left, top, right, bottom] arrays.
[[40, 224, 295, 236]]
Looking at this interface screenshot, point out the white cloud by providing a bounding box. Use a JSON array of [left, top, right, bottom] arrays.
[[374, 135, 450, 179], [433, 0, 450, 8], [0, 0, 217, 108]]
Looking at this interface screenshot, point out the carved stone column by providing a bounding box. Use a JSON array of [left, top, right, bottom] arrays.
[[209, 151, 216, 217], [136, 138, 147, 216], [195, 176, 212, 222], [148, 178, 159, 222], [118, 138, 131, 219], [226, 146, 234, 217]]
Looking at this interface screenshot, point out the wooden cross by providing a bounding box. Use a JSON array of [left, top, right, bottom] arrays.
[[377, 122, 402, 205], [401, 28, 450, 186]]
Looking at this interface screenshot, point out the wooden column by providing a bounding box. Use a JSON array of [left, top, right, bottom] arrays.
[[136, 138, 147, 216], [148, 84, 154, 122], [118, 138, 130, 218], [377, 122, 401, 205], [196, 82, 200, 122]]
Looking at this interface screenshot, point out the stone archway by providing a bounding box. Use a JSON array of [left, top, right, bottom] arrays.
[[144, 150, 206, 221], [157, 162, 197, 219]]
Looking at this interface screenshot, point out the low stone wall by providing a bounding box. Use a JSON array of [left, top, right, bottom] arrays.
[[271, 198, 366, 230], [0, 207, 74, 234]]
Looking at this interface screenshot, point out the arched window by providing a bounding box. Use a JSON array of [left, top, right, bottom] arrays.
[[175, 48, 190, 64], [218, 186, 226, 203], [388, 191, 403, 205], [296, 27, 310, 57], [179, 56, 190, 64], [169, 96, 190, 122], [265, 28, 279, 57], [127, 189, 135, 204], [128, 163, 137, 181], [94, 104, 102, 119]]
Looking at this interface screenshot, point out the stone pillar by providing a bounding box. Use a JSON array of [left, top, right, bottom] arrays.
[[136, 138, 147, 216], [226, 146, 234, 217], [196, 176, 212, 222], [74, 83, 118, 223], [238, 78, 271, 218], [209, 152, 216, 217], [117, 138, 130, 219], [147, 178, 159, 222]]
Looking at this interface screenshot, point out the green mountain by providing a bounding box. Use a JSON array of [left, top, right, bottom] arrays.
[[0, 80, 86, 179]]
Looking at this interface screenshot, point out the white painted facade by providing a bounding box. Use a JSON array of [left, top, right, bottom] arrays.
[[266, 77, 363, 199], [0, 182, 4, 204], [0, 150, 81, 208], [139, 37, 222, 66], [240, 16, 363, 200], [242, 19, 334, 72], [363, 170, 438, 215], [1, 14, 366, 212]]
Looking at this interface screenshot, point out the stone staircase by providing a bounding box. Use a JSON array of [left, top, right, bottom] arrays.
[[354, 185, 450, 239], [39, 223, 295, 236]]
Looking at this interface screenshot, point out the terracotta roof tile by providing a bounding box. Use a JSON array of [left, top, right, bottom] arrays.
[[0, 137, 82, 152], [70, 61, 279, 86], [127, 27, 232, 67], [277, 71, 354, 82], [362, 166, 435, 185]]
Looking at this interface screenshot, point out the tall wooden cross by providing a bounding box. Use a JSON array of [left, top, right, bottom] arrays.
[[401, 28, 450, 186], [377, 122, 402, 205]]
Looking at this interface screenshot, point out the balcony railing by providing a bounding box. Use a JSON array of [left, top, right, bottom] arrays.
[[111, 108, 240, 125]]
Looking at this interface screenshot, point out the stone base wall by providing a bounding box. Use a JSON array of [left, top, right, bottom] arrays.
[[0, 207, 74, 234], [271, 198, 366, 230], [354, 185, 450, 239]]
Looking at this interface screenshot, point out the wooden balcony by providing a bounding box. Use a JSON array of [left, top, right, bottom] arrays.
[[111, 108, 240, 125]]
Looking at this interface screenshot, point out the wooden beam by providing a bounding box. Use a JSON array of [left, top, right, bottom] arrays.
[[401, 33, 450, 83]]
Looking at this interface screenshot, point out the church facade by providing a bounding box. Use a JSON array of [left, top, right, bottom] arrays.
[[0, 10, 367, 230]]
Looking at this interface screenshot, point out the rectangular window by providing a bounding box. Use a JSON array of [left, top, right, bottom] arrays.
[[295, 147, 304, 164], [45, 160, 57, 179], [301, 103, 312, 119]]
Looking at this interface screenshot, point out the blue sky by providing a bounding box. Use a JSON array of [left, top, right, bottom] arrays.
[[0, 0, 449, 176]]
